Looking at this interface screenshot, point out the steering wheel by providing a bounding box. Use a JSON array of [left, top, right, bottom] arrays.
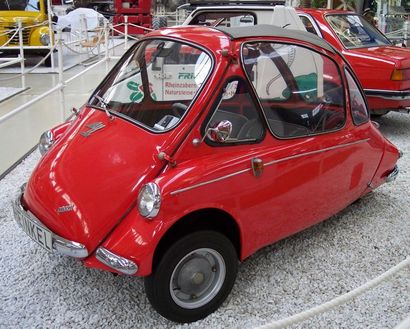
[[171, 103, 188, 118]]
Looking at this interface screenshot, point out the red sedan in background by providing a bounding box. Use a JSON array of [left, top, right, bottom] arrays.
[[298, 9, 410, 115]]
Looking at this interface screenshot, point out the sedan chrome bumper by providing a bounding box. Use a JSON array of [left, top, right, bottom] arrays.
[[12, 186, 89, 258], [364, 89, 410, 101]]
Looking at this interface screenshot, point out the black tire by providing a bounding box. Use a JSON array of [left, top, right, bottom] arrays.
[[144, 230, 238, 323], [152, 16, 168, 30]]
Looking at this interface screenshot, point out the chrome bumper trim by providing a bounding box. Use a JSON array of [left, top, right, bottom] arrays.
[[12, 188, 89, 259], [364, 89, 410, 100], [386, 165, 399, 183]]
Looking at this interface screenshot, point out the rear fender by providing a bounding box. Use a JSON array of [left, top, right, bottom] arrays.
[[368, 138, 400, 190]]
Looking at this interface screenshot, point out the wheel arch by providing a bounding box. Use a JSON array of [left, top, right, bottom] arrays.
[[152, 208, 242, 270]]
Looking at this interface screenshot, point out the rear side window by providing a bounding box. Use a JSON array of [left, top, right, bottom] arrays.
[[345, 69, 369, 125], [299, 15, 319, 35], [242, 42, 345, 138]]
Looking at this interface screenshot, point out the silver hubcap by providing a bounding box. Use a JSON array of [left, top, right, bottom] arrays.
[[170, 248, 226, 309]]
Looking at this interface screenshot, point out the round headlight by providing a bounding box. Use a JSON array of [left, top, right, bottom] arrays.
[[138, 183, 161, 219], [39, 130, 54, 156], [40, 33, 51, 46]]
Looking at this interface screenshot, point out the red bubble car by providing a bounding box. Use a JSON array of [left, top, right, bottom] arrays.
[[297, 8, 410, 115], [13, 25, 400, 323]]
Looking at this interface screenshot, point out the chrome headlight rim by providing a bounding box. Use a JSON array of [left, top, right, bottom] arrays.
[[38, 130, 54, 156], [40, 32, 51, 46], [138, 182, 161, 219]]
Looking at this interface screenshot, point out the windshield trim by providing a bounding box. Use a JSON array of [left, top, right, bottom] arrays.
[[88, 36, 215, 134], [325, 13, 391, 50]]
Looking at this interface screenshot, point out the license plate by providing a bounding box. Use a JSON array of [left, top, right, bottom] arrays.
[[14, 202, 53, 252]]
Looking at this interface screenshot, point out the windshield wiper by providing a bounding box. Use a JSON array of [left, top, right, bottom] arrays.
[[94, 95, 114, 120]]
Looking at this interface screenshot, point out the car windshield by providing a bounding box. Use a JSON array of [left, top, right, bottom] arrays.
[[326, 14, 391, 49], [0, 0, 40, 11], [89, 39, 212, 132]]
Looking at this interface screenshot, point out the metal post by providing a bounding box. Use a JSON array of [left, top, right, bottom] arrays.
[[124, 15, 128, 50], [104, 20, 109, 61], [17, 20, 26, 89], [327, 0, 333, 9], [80, 13, 88, 57], [47, 0, 55, 70], [57, 28, 66, 122]]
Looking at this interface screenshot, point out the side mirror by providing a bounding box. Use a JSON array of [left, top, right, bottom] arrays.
[[207, 120, 232, 143]]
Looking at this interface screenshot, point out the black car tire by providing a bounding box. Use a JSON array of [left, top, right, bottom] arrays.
[[144, 230, 238, 323]]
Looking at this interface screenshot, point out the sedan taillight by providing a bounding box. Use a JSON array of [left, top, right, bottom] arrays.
[[391, 68, 410, 81]]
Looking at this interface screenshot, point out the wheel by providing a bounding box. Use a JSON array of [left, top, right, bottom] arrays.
[[152, 16, 168, 30], [144, 231, 238, 323]]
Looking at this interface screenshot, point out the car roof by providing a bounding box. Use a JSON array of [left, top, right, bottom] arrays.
[[215, 24, 335, 53]]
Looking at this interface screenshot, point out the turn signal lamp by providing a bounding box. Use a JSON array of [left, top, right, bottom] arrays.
[[391, 68, 410, 81]]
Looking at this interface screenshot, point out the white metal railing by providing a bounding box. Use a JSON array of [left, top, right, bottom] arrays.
[[257, 256, 410, 328], [0, 22, 113, 125], [0, 16, 149, 125]]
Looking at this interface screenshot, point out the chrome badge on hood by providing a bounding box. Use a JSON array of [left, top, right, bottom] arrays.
[[81, 122, 105, 137], [57, 205, 74, 213]]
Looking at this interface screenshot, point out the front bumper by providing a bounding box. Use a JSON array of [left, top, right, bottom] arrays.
[[386, 165, 399, 183], [12, 187, 89, 258]]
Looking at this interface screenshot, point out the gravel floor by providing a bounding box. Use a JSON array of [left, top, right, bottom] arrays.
[[0, 112, 409, 329]]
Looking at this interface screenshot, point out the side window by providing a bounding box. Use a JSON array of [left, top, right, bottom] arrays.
[[205, 79, 264, 143], [345, 69, 369, 125], [299, 16, 319, 35], [243, 42, 345, 138]]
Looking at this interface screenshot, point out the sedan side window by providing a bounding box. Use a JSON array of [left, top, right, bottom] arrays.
[[243, 42, 345, 138], [204, 79, 265, 144], [345, 69, 369, 125], [299, 15, 319, 35]]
